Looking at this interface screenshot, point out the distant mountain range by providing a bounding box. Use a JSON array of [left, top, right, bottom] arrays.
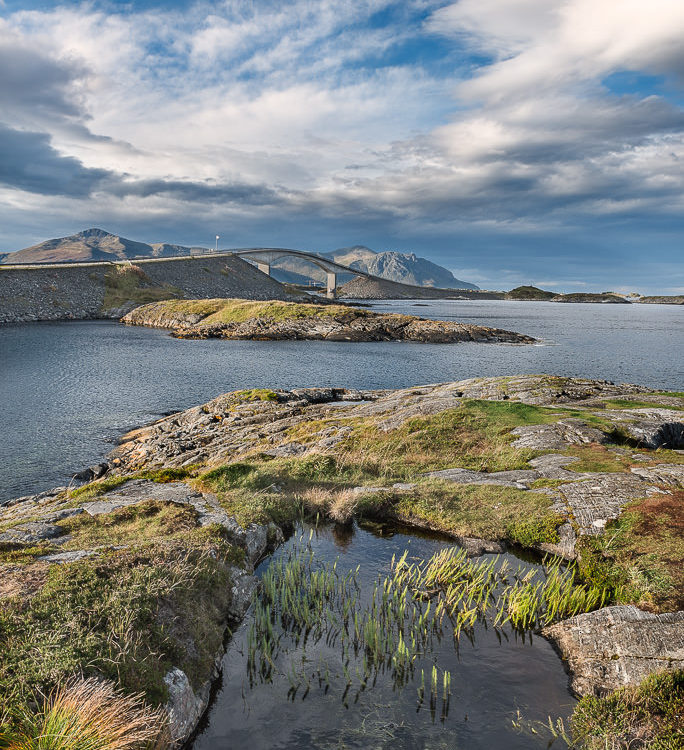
[[1, 229, 478, 290]]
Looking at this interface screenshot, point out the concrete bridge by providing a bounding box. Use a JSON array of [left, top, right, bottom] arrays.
[[233, 248, 372, 297]]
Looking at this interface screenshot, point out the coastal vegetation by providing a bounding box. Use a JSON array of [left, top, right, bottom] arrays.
[[121, 297, 535, 343], [1, 375, 681, 748], [102, 266, 183, 311]]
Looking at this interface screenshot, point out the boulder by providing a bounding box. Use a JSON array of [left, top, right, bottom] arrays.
[[543, 606, 684, 696]]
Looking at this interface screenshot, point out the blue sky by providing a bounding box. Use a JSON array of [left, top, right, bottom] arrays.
[[0, 0, 683, 292]]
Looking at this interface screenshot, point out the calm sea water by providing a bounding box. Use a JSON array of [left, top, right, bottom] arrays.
[[191, 522, 575, 750], [1, 300, 682, 501]]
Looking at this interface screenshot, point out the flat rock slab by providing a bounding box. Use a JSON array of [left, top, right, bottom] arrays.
[[543, 605, 684, 696], [558, 473, 659, 535], [424, 467, 540, 489], [510, 420, 608, 450], [630, 463, 684, 487], [39, 549, 98, 564], [0, 522, 64, 545]]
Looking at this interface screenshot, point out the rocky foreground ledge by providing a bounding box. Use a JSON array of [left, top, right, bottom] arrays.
[[122, 298, 535, 343], [1, 375, 682, 747]]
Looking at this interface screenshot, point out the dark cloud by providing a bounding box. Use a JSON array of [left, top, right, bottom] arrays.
[[112, 178, 284, 205], [0, 38, 88, 121], [0, 123, 111, 196]]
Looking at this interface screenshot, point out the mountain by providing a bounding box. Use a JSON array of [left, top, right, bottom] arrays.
[[0, 229, 209, 265], [330, 246, 477, 289], [2, 231, 478, 291], [269, 245, 478, 290]]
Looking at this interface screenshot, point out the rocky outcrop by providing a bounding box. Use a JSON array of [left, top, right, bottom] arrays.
[[122, 301, 535, 344], [543, 606, 684, 696], [0, 477, 282, 748], [2, 374, 682, 743]]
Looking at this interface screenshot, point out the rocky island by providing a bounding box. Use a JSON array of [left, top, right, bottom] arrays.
[[1, 375, 682, 748], [121, 298, 535, 343]]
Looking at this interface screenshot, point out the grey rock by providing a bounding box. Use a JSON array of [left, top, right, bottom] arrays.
[[456, 536, 505, 556], [42, 508, 85, 522], [262, 441, 308, 457], [0, 522, 64, 545], [608, 409, 684, 450], [245, 524, 269, 564], [351, 485, 392, 495], [558, 473, 659, 535], [543, 606, 684, 696], [229, 566, 257, 619], [424, 467, 540, 489], [72, 462, 110, 483], [538, 522, 577, 560], [40, 549, 97, 563], [164, 668, 206, 747], [82, 498, 142, 516], [511, 420, 608, 450], [630, 463, 684, 487]]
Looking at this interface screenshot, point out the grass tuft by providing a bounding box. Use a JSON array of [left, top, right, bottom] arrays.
[[0, 676, 168, 750]]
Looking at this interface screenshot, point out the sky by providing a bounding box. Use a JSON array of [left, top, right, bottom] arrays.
[[0, 0, 683, 293]]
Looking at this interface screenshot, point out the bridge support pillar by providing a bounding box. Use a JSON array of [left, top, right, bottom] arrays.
[[256, 262, 271, 276], [326, 272, 337, 298]]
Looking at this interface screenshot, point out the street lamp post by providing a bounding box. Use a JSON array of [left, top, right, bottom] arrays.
[[215, 235, 220, 253]]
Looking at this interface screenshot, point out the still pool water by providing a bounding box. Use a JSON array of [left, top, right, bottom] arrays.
[[1, 299, 682, 501], [190, 522, 576, 750]]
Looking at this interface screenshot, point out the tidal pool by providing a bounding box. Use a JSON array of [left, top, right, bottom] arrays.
[[190, 522, 575, 750]]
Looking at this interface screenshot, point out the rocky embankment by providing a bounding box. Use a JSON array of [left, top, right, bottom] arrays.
[[122, 298, 534, 343], [2, 375, 682, 745], [0, 255, 290, 324]]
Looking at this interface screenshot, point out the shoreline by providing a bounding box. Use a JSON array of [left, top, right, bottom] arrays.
[[1, 375, 682, 746], [121, 298, 536, 344]]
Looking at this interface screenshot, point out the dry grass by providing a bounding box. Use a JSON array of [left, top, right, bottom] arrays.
[[0, 563, 49, 601], [297, 486, 358, 524], [0, 676, 168, 750]]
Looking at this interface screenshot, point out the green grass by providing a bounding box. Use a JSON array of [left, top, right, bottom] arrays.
[[102, 266, 183, 311], [231, 389, 279, 402], [0, 494, 245, 721], [141, 298, 366, 326], [57, 500, 200, 551], [389, 481, 563, 545], [569, 670, 683, 749]]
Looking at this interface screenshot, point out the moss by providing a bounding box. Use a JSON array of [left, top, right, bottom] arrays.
[[102, 265, 183, 311], [570, 670, 684, 749], [231, 389, 279, 403], [507, 514, 563, 547], [68, 475, 130, 500]]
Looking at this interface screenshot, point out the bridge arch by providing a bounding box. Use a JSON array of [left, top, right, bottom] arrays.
[[233, 248, 371, 297]]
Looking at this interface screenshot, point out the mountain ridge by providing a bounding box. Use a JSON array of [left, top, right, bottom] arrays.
[[1, 230, 478, 290]]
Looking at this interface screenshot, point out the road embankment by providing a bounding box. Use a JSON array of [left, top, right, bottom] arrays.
[[0, 254, 290, 324]]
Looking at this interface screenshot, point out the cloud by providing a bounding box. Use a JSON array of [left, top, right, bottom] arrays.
[[0, 0, 681, 292], [0, 123, 111, 196]]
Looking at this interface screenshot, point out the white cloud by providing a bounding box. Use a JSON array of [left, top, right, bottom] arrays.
[[0, 0, 681, 293]]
